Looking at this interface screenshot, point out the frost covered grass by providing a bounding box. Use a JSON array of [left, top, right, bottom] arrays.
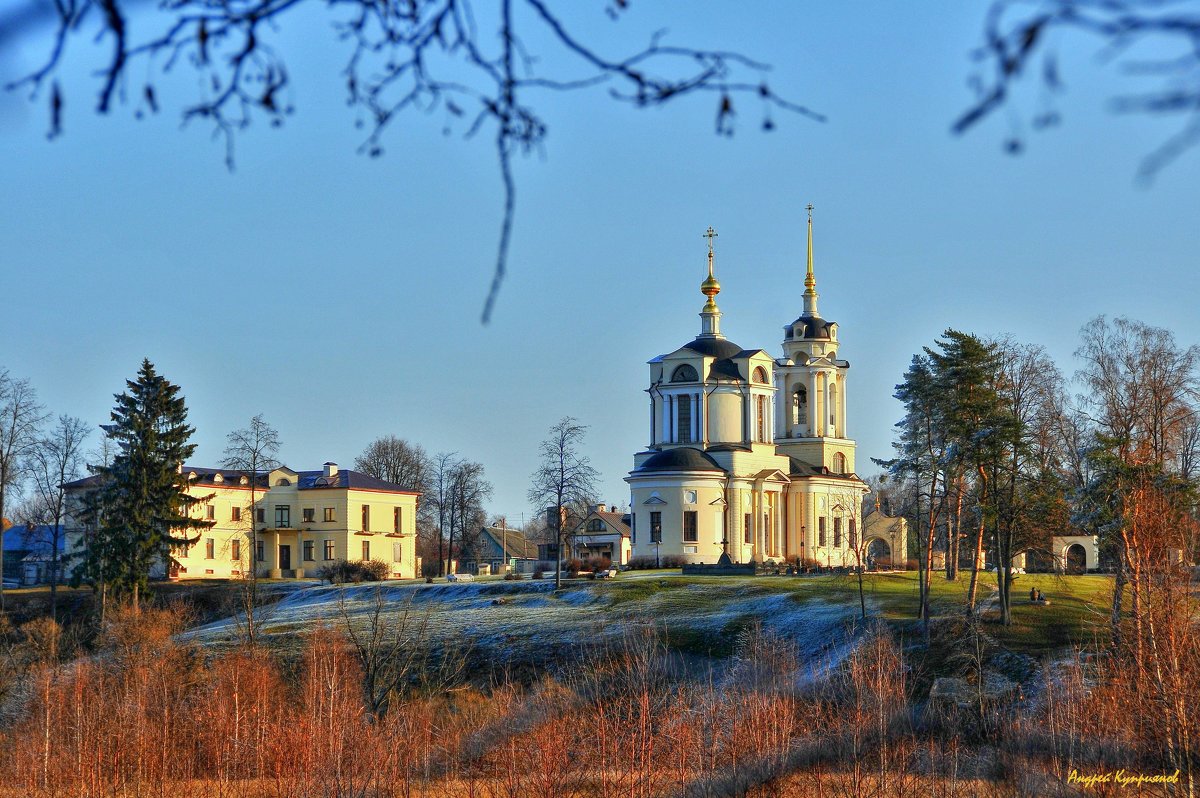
[[183, 574, 872, 669], [181, 571, 1113, 667]]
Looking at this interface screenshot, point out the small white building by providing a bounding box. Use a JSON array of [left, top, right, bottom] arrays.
[[571, 504, 632, 565]]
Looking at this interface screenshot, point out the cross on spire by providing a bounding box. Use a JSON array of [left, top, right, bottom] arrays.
[[703, 226, 718, 275]]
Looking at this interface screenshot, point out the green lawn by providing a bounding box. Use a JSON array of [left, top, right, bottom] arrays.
[[603, 570, 1114, 656], [778, 570, 1113, 653]]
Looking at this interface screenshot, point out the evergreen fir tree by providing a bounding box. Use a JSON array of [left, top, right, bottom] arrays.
[[91, 359, 209, 606]]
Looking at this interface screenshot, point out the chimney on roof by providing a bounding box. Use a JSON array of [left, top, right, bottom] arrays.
[[324, 462, 338, 478], [597, 503, 607, 513]]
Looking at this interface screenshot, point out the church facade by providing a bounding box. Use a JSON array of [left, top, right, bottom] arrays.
[[626, 213, 902, 568]]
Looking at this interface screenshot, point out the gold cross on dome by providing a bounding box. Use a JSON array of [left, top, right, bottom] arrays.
[[703, 226, 718, 254], [806, 203, 814, 221]]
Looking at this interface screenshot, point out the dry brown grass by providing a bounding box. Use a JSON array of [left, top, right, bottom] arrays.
[[0, 595, 1195, 798]]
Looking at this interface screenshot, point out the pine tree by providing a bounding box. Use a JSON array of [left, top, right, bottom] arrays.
[[90, 359, 209, 607]]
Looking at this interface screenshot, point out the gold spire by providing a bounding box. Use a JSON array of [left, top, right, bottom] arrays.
[[804, 204, 816, 295], [701, 226, 720, 311]]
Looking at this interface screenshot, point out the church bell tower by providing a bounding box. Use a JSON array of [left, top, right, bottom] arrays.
[[773, 206, 857, 475]]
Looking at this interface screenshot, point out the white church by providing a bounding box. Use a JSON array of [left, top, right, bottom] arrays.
[[625, 211, 905, 568]]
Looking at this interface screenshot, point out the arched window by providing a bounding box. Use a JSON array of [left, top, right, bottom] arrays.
[[676, 394, 693, 443], [275, 478, 291, 487], [833, 452, 846, 474], [792, 385, 808, 426], [752, 366, 769, 384], [671, 364, 698, 382]]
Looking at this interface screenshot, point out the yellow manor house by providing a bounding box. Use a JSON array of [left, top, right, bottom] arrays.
[[64, 461, 420, 580], [626, 213, 906, 568]]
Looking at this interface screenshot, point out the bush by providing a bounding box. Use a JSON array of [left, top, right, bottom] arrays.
[[563, 558, 584, 577], [625, 555, 687, 570], [581, 556, 612, 574], [421, 559, 442, 579], [503, 572, 522, 581], [532, 568, 545, 580], [316, 559, 390, 584]]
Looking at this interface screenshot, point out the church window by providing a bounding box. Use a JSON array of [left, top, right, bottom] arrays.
[[834, 518, 842, 547], [361, 504, 370, 532], [677, 395, 693, 443], [649, 512, 662, 543], [849, 519, 857, 549], [275, 478, 291, 486], [755, 395, 768, 442], [818, 517, 827, 547], [671, 364, 698, 382], [828, 383, 838, 433], [630, 514, 636, 544], [744, 513, 753, 545], [752, 366, 769, 384], [683, 511, 698, 543], [833, 452, 846, 474]]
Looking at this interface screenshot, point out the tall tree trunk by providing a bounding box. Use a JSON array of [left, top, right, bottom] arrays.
[[966, 513, 985, 613], [966, 468, 989, 613], [947, 479, 964, 581], [1109, 554, 1126, 651]]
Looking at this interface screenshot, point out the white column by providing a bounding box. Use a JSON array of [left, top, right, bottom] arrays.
[[839, 373, 848, 438]]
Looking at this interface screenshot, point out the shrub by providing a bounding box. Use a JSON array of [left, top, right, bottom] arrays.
[[563, 558, 583, 577], [625, 555, 687, 570], [316, 559, 390, 584], [503, 572, 522, 581], [421, 559, 442, 579], [532, 568, 545, 580], [581, 556, 612, 574]]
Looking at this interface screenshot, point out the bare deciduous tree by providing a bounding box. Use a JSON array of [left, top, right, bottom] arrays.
[[528, 417, 598, 589], [958, 1, 1200, 179], [27, 415, 90, 619], [338, 587, 469, 717], [354, 436, 430, 491], [221, 414, 281, 646], [0, 370, 48, 612], [445, 460, 491, 577], [3, 1, 818, 321]]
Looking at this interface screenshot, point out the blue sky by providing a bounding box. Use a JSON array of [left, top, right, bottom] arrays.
[[2, 2, 1198, 524]]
